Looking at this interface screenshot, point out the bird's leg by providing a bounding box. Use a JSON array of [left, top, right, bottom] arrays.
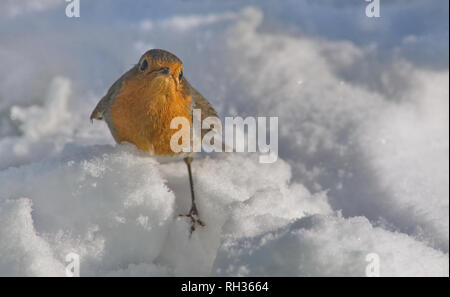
[[179, 156, 204, 233]]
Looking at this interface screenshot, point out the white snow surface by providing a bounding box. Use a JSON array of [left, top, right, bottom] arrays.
[[0, 1, 448, 276]]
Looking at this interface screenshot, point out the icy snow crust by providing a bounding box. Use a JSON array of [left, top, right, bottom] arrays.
[[0, 2, 448, 276]]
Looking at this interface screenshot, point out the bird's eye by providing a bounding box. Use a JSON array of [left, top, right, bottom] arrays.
[[140, 59, 148, 72], [179, 71, 183, 81]]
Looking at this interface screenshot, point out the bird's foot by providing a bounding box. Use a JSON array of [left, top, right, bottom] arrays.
[[179, 208, 205, 234]]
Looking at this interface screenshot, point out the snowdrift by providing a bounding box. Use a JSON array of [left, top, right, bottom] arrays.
[[1, 145, 447, 276]]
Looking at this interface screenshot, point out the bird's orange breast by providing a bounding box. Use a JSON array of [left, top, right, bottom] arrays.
[[108, 75, 192, 155]]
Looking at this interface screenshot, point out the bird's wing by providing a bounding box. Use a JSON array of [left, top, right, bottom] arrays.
[[90, 66, 137, 122], [187, 80, 219, 138], [185, 79, 230, 152], [191, 87, 218, 120], [90, 94, 110, 122]]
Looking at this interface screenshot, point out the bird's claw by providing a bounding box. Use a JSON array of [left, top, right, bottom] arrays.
[[179, 210, 205, 234]]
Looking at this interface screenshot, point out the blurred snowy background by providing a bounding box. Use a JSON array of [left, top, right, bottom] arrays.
[[0, 0, 448, 276]]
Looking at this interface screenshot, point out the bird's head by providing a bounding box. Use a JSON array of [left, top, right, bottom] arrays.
[[134, 49, 186, 97], [90, 49, 190, 123]]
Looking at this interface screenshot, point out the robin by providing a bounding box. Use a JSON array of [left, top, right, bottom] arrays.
[[90, 49, 219, 233]]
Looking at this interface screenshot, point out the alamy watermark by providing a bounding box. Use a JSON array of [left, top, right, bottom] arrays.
[[65, 252, 80, 277], [170, 109, 278, 163], [65, 0, 80, 18], [365, 0, 380, 18], [365, 253, 380, 277]]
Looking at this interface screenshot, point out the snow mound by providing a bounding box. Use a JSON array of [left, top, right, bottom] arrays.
[[0, 144, 175, 276], [214, 215, 448, 277], [0, 144, 332, 276], [0, 198, 65, 276], [0, 145, 447, 276]]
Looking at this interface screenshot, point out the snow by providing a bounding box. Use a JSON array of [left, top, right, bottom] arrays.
[[0, 0, 448, 276], [214, 215, 449, 277]]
